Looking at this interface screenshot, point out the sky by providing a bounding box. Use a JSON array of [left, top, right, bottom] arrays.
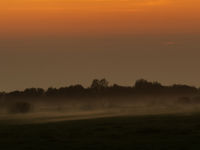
[[0, 0, 200, 91]]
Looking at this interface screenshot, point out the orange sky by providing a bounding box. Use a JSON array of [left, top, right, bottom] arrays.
[[0, 0, 200, 37], [0, 0, 200, 91]]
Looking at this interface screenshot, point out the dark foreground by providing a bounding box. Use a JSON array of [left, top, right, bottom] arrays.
[[1, 113, 200, 150]]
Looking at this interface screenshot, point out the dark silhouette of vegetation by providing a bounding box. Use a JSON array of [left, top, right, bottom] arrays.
[[0, 79, 199, 102], [177, 97, 191, 104], [7, 102, 32, 114], [91, 78, 109, 89]]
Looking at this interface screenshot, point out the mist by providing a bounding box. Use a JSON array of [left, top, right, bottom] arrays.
[[1, 95, 200, 124]]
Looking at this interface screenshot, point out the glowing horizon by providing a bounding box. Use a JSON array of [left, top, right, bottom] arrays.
[[0, 0, 200, 37]]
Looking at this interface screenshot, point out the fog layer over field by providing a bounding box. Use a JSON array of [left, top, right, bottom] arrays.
[[1, 79, 200, 123], [1, 95, 200, 124]]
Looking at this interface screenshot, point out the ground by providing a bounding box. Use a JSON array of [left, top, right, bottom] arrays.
[[1, 113, 200, 150]]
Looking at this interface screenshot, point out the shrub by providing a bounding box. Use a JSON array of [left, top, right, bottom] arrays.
[[192, 96, 200, 103], [177, 97, 191, 104], [8, 102, 33, 114]]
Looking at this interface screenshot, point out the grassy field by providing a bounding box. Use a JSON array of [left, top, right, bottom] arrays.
[[1, 113, 200, 150]]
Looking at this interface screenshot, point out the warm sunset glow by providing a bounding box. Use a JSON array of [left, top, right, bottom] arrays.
[[0, 0, 200, 91], [0, 0, 200, 37]]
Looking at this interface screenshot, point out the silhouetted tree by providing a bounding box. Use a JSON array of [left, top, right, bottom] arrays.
[[135, 79, 162, 89], [58, 84, 84, 97], [91, 78, 109, 89], [46, 87, 58, 97], [23, 88, 45, 97]]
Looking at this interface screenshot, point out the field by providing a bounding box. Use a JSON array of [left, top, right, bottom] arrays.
[[1, 112, 200, 150]]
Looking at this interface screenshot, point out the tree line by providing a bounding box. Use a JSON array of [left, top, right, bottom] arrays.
[[0, 79, 199, 101]]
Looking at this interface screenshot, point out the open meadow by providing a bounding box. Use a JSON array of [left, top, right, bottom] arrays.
[[1, 107, 200, 150]]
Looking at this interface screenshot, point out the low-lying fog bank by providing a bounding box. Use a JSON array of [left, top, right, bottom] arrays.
[[1, 95, 200, 124]]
